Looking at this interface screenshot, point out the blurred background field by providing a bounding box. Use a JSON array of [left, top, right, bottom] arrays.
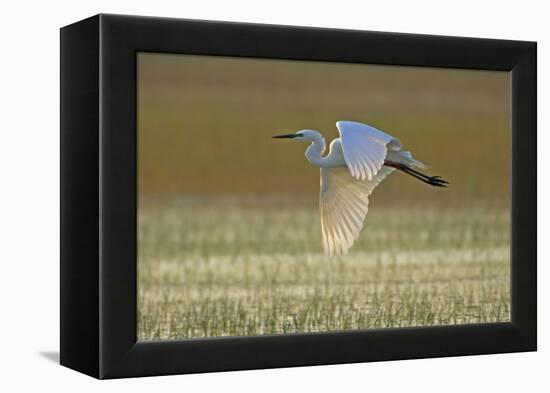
[[137, 53, 510, 340]]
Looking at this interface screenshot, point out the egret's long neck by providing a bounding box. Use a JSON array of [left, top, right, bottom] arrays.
[[305, 134, 328, 167]]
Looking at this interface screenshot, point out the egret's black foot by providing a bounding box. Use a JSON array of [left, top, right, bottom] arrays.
[[427, 175, 449, 187]]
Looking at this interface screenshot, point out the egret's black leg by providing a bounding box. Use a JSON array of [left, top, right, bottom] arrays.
[[384, 161, 449, 188], [404, 166, 450, 184]]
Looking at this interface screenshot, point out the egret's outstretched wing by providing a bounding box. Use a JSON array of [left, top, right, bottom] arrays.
[[336, 120, 402, 181], [320, 166, 394, 256]]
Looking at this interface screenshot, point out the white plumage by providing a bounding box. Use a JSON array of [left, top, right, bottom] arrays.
[[337, 121, 401, 181], [273, 120, 446, 256], [320, 166, 394, 256]]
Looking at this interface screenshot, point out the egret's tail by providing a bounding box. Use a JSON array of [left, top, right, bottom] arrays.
[[398, 151, 429, 169], [385, 150, 429, 170]]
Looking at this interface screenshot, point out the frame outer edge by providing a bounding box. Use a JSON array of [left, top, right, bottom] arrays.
[[93, 14, 537, 379], [60, 15, 101, 378], [510, 42, 537, 348]]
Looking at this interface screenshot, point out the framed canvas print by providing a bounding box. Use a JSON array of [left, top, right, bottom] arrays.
[[60, 14, 536, 379]]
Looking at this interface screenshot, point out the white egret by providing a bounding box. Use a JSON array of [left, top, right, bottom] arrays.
[[273, 120, 448, 256]]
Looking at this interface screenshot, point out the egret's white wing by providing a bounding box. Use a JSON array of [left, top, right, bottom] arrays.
[[336, 121, 402, 181], [320, 166, 394, 256]]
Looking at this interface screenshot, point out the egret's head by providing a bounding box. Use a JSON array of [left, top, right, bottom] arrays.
[[272, 130, 321, 141]]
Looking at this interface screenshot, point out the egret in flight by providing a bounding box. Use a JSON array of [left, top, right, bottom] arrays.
[[273, 120, 448, 256]]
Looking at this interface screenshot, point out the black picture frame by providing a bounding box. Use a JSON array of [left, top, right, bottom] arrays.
[[60, 14, 537, 379]]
